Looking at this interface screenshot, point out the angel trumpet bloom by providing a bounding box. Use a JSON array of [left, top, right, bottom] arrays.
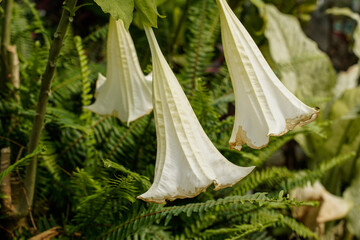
[[216, 0, 319, 150], [85, 17, 152, 125], [137, 27, 255, 204]]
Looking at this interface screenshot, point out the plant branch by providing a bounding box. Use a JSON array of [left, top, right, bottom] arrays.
[[16, 0, 78, 216], [0, 0, 13, 91], [0, 148, 14, 215]]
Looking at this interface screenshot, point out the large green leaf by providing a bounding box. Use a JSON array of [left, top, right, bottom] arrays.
[[135, 0, 161, 28], [93, 0, 134, 29], [259, 4, 336, 101]]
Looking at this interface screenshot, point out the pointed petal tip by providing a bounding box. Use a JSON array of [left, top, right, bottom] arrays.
[[213, 165, 255, 191], [137, 166, 255, 204], [137, 184, 211, 204], [136, 195, 167, 204], [229, 126, 269, 151], [229, 108, 320, 151], [95, 73, 107, 93], [284, 107, 320, 130], [83, 104, 94, 112]]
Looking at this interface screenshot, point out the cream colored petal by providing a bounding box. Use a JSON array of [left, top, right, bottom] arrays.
[[85, 17, 152, 125], [216, 0, 319, 150], [95, 73, 106, 97], [290, 181, 324, 220], [317, 189, 352, 224], [137, 27, 254, 204], [145, 72, 152, 83], [290, 181, 352, 225], [290, 181, 324, 202]]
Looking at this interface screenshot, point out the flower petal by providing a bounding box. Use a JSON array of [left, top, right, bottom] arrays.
[[137, 27, 255, 204], [95, 73, 106, 97], [217, 0, 319, 150], [85, 17, 152, 125]]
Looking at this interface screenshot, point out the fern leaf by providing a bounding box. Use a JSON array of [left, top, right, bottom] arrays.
[[181, 0, 220, 90], [281, 152, 356, 191], [103, 192, 316, 239], [74, 35, 92, 122]]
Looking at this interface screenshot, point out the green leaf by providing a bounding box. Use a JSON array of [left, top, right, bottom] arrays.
[[135, 0, 161, 28], [260, 4, 336, 102], [93, 0, 134, 29], [0, 148, 43, 183]]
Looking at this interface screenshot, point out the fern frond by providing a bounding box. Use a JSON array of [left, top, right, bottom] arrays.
[[103, 159, 151, 188], [61, 116, 108, 155], [0, 148, 42, 182], [11, 3, 33, 59], [237, 121, 328, 167], [203, 223, 278, 240], [190, 78, 220, 133], [226, 210, 319, 240], [240, 135, 295, 167], [281, 152, 356, 191], [232, 167, 293, 196], [182, 0, 220, 90], [103, 192, 316, 239], [74, 35, 92, 122], [71, 170, 141, 237], [83, 25, 108, 44], [95, 115, 156, 172], [39, 132, 64, 181], [22, 0, 50, 48]]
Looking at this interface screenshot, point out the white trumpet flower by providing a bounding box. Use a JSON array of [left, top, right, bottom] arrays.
[[137, 27, 255, 204], [216, 0, 319, 150], [85, 17, 152, 125]]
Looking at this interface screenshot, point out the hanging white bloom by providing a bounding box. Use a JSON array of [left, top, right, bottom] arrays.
[[216, 0, 319, 151], [85, 17, 152, 125], [137, 27, 255, 204]]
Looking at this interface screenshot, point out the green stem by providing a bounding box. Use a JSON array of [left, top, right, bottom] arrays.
[[16, 0, 78, 216], [0, 0, 14, 91]]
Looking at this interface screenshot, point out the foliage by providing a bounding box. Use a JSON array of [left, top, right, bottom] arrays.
[[0, 148, 42, 184], [0, 0, 359, 239], [259, 3, 337, 102], [93, 0, 134, 29]]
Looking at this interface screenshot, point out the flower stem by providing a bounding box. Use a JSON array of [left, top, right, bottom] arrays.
[[0, 0, 14, 92], [16, 0, 78, 216]]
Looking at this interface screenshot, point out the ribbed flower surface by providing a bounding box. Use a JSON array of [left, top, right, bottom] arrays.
[[85, 17, 152, 125], [137, 27, 254, 204], [217, 0, 319, 150]]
